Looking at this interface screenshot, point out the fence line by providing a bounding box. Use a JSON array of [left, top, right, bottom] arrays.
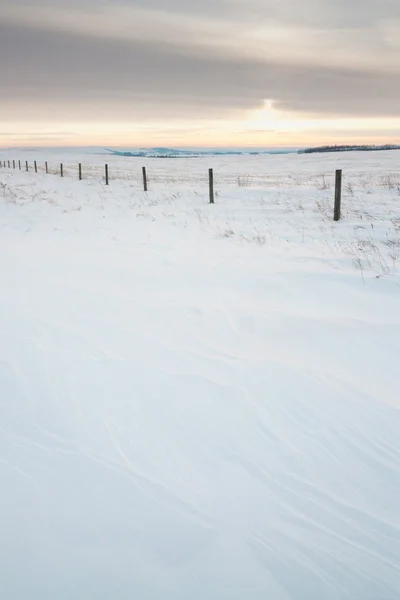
[[0, 157, 373, 221]]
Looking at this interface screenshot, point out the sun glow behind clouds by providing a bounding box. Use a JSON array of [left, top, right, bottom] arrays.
[[2, 106, 400, 148]]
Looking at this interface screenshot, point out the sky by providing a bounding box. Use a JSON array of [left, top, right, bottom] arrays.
[[1, 0, 400, 148]]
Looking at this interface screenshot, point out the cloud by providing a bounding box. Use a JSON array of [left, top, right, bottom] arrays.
[[0, 0, 399, 130], [1, 19, 400, 123], [2, 0, 399, 27]]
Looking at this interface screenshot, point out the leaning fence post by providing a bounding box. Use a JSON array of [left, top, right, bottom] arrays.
[[34, 160, 37, 173], [105, 164, 109, 185], [79, 163, 82, 180], [142, 166, 148, 191], [26, 161, 29, 172], [60, 163, 63, 177], [209, 168, 214, 204], [45, 161, 48, 174], [334, 169, 342, 221]]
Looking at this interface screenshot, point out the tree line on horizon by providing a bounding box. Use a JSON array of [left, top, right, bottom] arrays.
[[299, 144, 400, 154]]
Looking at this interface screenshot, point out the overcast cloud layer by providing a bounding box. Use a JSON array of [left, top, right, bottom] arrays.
[[1, 0, 400, 138]]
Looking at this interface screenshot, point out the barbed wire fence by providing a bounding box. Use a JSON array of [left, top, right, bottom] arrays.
[[1, 157, 400, 221]]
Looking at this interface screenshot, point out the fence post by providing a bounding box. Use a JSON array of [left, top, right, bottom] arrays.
[[8, 160, 10, 168], [142, 166, 147, 191], [209, 168, 214, 204], [34, 160, 37, 173], [18, 160, 21, 170], [13, 160, 15, 169], [79, 163, 82, 180], [45, 161, 48, 174], [105, 164, 109, 185], [26, 161, 29, 172], [334, 169, 342, 221], [60, 163, 63, 177]]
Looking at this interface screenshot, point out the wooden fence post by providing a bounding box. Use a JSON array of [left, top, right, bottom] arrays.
[[8, 160, 10, 168], [34, 160, 37, 173], [45, 161, 48, 174], [334, 169, 342, 221], [60, 163, 63, 177], [209, 168, 214, 204], [18, 160, 21, 170], [105, 164, 109, 185], [142, 166, 147, 191], [79, 163, 82, 180], [26, 161, 28, 172], [13, 160, 15, 169]]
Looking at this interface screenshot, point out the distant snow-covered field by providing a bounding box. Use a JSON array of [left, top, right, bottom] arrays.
[[1, 149, 400, 599]]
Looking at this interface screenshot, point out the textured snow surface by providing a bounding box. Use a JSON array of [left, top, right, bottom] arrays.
[[1, 150, 400, 600]]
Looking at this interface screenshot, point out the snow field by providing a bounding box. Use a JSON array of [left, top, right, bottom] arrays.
[[1, 150, 400, 599]]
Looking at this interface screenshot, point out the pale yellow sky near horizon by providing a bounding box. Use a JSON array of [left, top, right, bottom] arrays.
[[1, 0, 399, 148], [2, 112, 400, 149]]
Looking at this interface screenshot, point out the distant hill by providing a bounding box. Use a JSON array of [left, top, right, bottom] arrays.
[[105, 147, 298, 158], [299, 144, 400, 154]]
